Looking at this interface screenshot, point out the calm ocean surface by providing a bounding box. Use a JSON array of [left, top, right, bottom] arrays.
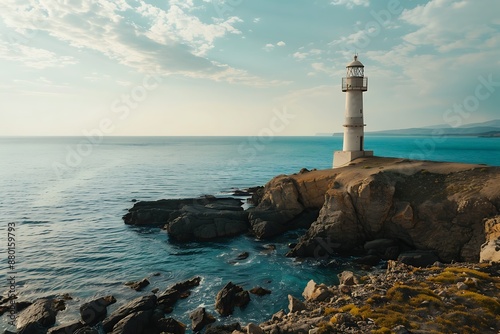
[[1, 136, 499, 330]]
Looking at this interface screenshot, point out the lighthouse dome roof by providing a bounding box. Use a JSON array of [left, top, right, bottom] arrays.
[[346, 55, 364, 68]]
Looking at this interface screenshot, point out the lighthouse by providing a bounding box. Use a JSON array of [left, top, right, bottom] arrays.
[[333, 55, 373, 168]]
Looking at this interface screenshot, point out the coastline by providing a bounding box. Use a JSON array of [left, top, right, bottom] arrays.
[[2, 156, 500, 333]]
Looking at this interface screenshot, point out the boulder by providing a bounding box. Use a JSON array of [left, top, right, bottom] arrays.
[[249, 287, 271, 296], [235, 252, 249, 261], [215, 282, 250, 316], [17, 323, 46, 334], [205, 323, 242, 334], [157, 277, 201, 308], [338, 271, 358, 286], [103, 295, 157, 332], [17, 298, 63, 331], [80, 295, 116, 326], [124, 196, 243, 226], [125, 278, 150, 292], [398, 251, 439, 267], [302, 280, 332, 302], [165, 202, 249, 242], [189, 307, 216, 332], [247, 323, 264, 334], [73, 327, 99, 334], [155, 318, 186, 334], [287, 295, 306, 313], [47, 321, 84, 334], [110, 310, 153, 334], [480, 216, 500, 263]]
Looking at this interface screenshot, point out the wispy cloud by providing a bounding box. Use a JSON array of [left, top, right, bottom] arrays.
[[0, 0, 283, 86], [330, 0, 370, 9]]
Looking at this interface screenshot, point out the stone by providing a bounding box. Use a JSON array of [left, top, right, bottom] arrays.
[[235, 252, 250, 261], [398, 251, 439, 267], [110, 310, 153, 334], [156, 318, 186, 334], [166, 203, 249, 241], [157, 277, 201, 308], [47, 321, 84, 334], [126, 278, 150, 292], [80, 295, 116, 326], [205, 323, 242, 334], [302, 280, 332, 302], [338, 271, 358, 286], [102, 295, 157, 332], [215, 282, 250, 316], [287, 295, 306, 313], [17, 298, 62, 330], [456, 282, 468, 290], [73, 327, 99, 334], [247, 323, 264, 334], [189, 307, 216, 332], [331, 312, 356, 326], [17, 323, 46, 334], [249, 287, 271, 296], [480, 216, 500, 263]]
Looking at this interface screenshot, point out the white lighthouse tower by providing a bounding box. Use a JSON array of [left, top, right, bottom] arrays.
[[333, 55, 373, 168]]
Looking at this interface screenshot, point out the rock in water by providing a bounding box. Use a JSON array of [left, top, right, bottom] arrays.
[[157, 276, 201, 309], [156, 318, 186, 334], [47, 321, 84, 334], [102, 295, 157, 332], [80, 295, 116, 326], [123, 197, 249, 242], [125, 278, 150, 292], [249, 286, 271, 296], [215, 282, 250, 316], [189, 307, 216, 331], [17, 298, 63, 331], [109, 310, 153, 334]]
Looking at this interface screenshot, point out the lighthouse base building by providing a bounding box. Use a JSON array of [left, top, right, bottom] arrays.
[[333, 55, 373, 168]]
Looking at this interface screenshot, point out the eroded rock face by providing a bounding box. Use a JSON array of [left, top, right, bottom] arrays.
[[257, 158, 500, 263]]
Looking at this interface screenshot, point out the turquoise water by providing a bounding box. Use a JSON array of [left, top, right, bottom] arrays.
[[0, 136, 499, 331]]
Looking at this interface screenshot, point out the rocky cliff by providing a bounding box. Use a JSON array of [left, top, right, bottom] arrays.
[[250, 157, 500, 263]]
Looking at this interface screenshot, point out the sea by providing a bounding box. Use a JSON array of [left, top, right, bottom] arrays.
[[1, 136, 499, 331]]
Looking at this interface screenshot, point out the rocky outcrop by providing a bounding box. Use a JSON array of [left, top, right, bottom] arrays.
[[249, 157, 500, 263], [80, 295, 116, 326], [156, 276, 201, 311], [123, 196, 249, 241], [215, 282, 250, 316], [248, 169, 335, 238], [189, 307, 216, 332], [16, 298, 65, 332], [102, 295, 157, 332]]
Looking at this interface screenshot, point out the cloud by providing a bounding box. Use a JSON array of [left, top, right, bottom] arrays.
[[263, 41, 286, 51], [0, 40, 77, 69], [293, 48, 323, 61], [0, 0, 278, 85], [400, 0, 500, 53], [330, 0, 370, 9]]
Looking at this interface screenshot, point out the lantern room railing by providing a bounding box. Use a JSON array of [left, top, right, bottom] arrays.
[[342, 77, 368, 92]]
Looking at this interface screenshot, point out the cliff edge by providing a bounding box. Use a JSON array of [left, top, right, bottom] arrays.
[[250, 157, 500, 263]]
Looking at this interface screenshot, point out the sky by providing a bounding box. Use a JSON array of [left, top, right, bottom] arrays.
[[0, 0, 499, 136]]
